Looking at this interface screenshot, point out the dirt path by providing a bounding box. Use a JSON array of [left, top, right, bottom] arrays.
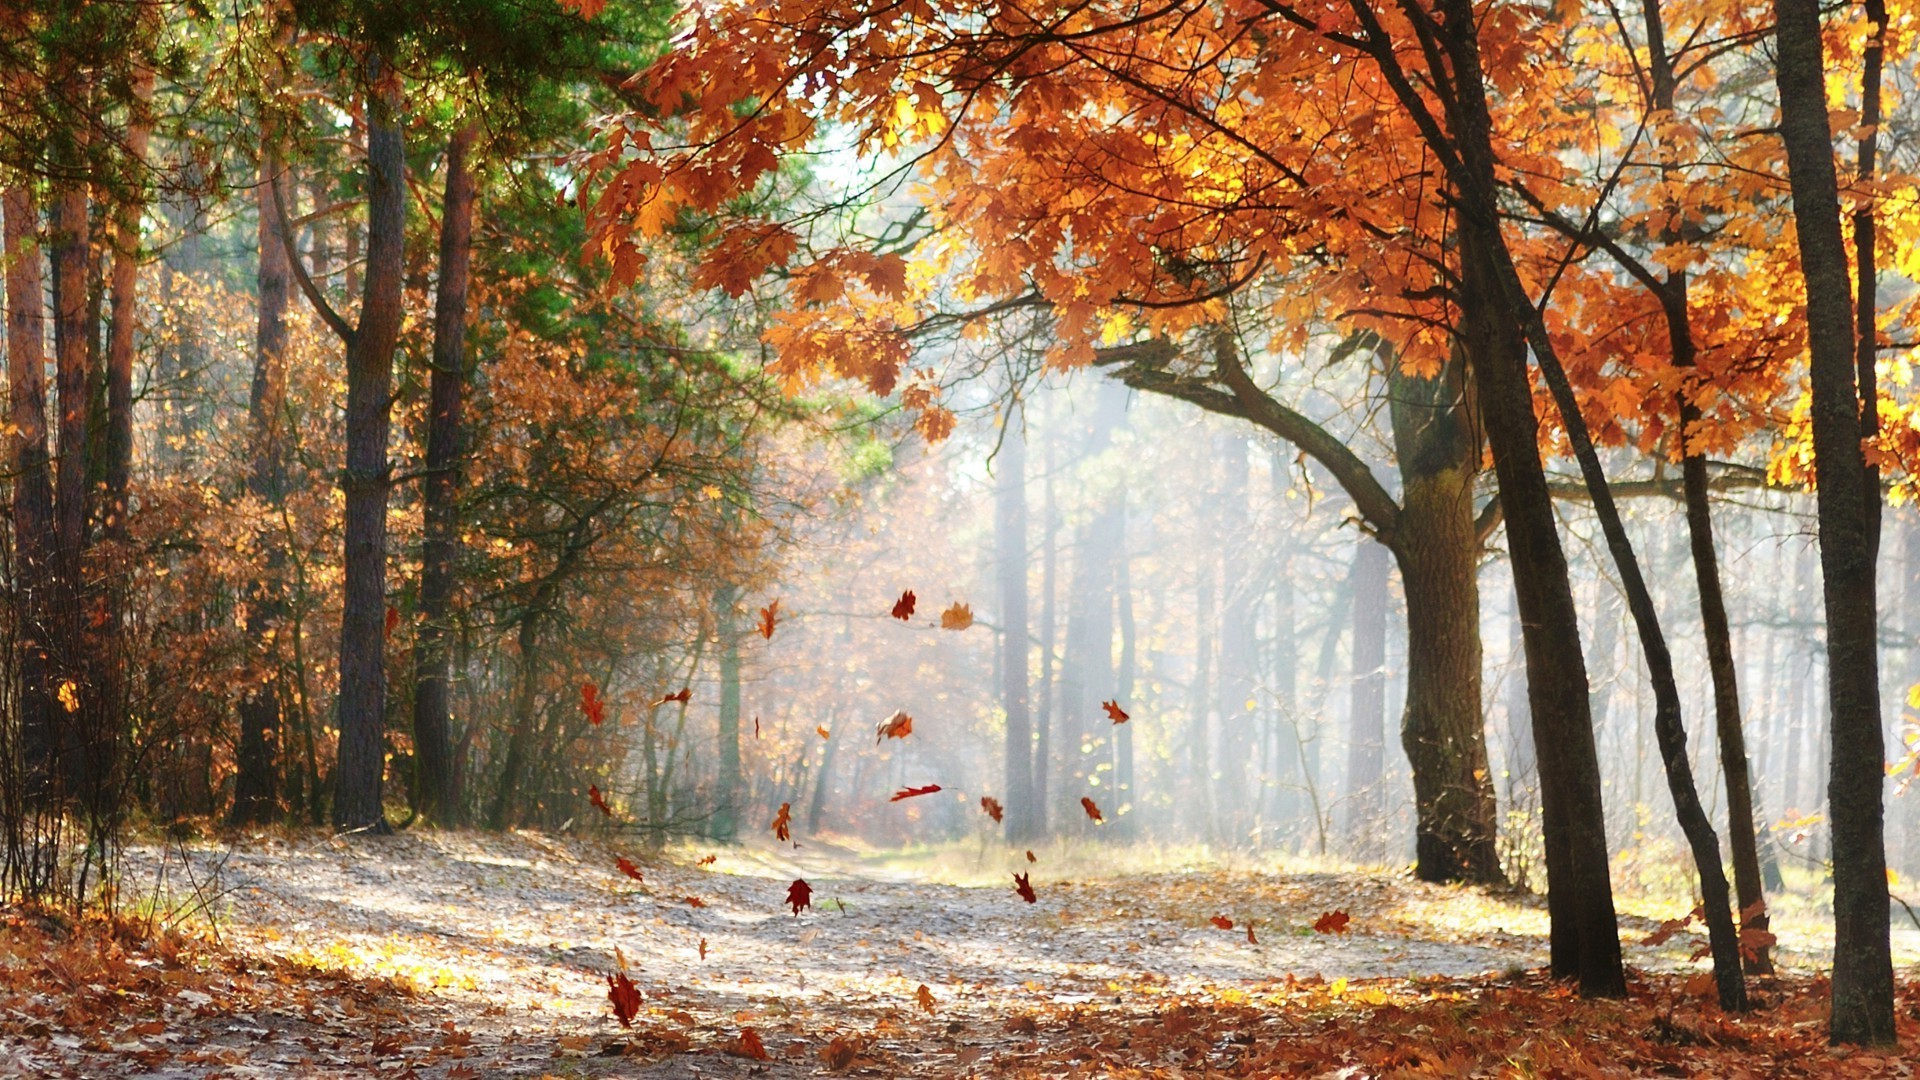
[[7, 830, 1865, 1078]]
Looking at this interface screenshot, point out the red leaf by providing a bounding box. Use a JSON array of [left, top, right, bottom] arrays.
[[1102, 700, 1129, 724], [980, 796, 1004, 823], [1209, 915, 1233, 931], [875, 710, 913, 741], [1080, 796, 1103, 822], [891, 784, 942, 801], [384, 605, 400, 639], [1246, 923, 1258, 944], [698, 854, 717, 866], [771, 802, 793, 842], [607, 971, 641, 1027], [652, 687, 691, 707], [1313, 910, 1351, 934], [786, 878, 812, 915], [758, 599, 780, 640], [683, 895, 705, 907], [581, 681, 607, 725], [615, 856, 644, 882], [816, 724, 831, 739], [729, 1028, 769, 1060], [891, 589, 916, 620], [589, 784, 613, 817], [1012, 871, 1036, 903]]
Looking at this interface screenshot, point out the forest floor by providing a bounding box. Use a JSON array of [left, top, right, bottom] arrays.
[[3, 829, 1919, 1078]]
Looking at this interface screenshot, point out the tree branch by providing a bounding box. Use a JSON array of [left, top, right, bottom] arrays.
[[271, 174, 356, 345]]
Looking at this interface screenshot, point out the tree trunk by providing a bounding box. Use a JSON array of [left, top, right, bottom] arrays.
[[1217, 431, 1255, 841], [4, 188, 56, 791], [1114, 531, 1136, 837], [331, 54, 408, 833], [1344, 539, 1388, 845], [48, 170, 95, 807], [487, 612, 544, 831], [996, 405, 1035, 840], [412, 124, 477, 826], [713, 598, 742, 840], [1771, 0, 1895, 1043], [1033, 421, 1057, 836]]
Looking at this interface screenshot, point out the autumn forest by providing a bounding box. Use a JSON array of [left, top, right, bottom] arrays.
[[0, 0, 1918, 1074]]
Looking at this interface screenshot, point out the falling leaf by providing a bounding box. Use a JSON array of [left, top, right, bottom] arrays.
[[698, 854, 717, 867], [1209, 915, 1234, 931], [1013, 871, 1036, 903], [683, 896, 705, 907], [652, 687, 691, 707], [728, 1028, 769, 1060], [384, 605, 400, 639], [821, 1036, 858, 1071], [55, 680, 79, 714], [980, 796, 1004, 823], [753, 715, 760, 739], [581, 681, 606, 725], [1102, 700, 1129, 723], [589, 784, 613, 817], [1642, 912, 1695, 947], [876, 710, 913, 741], [1313, 910, 1351, 934], [615, 857, 644, 882], [771, 802, 793, 842], [698, 938, 708, 960], [787, 878, 812, 915], [915, 984, 937, 1014], [939, 602, 973, 630], [1025, 850, 1036, 863], [891, 589, 916, 620], [1246, 923, 1258, 944], [607, 971, 641, 1027], [1080, 796, 1103, 822], [891, 784, 942, 801], [758, 598, 779, 639], [816, 724, 831, 739]]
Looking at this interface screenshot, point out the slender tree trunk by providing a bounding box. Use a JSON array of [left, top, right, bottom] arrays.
[[4, 188, 56, 790], [1217, 432, 1255, 841], [331, 54, 408, 833], [1189, 568, 1216, 841], [487, 612, 543, 831], [713, 597, 742, 840], [412, 124, 477, 826], [1033, 421, 1057, 836], [1344, 539, 1388, 846], [1114, 531, 1136, 838], [1771, 0, 1895, 1043], [996, 405, 1035, 840]]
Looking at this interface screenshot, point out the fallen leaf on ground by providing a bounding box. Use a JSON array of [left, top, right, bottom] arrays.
[[727, 1028, 769, 1060], [821, 1035, 858, 1070]]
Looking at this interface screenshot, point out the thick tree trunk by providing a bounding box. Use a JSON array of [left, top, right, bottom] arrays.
[[1771, 0, 1895, 1043], [331, 55, 408, 833], [48, 173, 95, 806], [1344, 539, 1388, 845], [996, 406, 1035, 840], [4, 188, 56, 790], [412, 124, 477, 826]]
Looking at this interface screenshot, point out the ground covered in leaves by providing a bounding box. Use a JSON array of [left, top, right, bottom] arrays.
[[3, 831, 1918, 1077]]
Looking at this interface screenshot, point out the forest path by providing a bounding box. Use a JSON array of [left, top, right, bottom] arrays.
[[18, 830, 1692, 1079]]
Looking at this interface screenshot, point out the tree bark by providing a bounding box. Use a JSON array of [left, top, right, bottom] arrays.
[[330, 52, 408, 833], [1771, 0, 1895, 1043], [4, 188, 56, 792], [1344, 539, 1388, 845], [412, 124, 477, 826], [713, 597, 742, 840], [996, 405, 1036, 840], [1114, 531, 1136, 838]]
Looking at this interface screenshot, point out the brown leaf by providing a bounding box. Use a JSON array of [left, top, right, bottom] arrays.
[[1102, 700, 1129, 723], [757, 598, 779, 639], [980, 796, 1004, 823], [727, 1028, 769, 1060], [816, 724, 831, 739], [821, 1035, 858, 1071], [652, 687, 691, 707], [891, 589, 916, 620], [891, 783, 941, 801], [1246, 923, 1258, 944], [1025, 849, 1036, 863], [607, 971, 641, 1027], [683, 895, 705, 907], [939, 602, 973, 630], [876, 710, 914, 741], [1209, 915, 1233, 931], [787, 878, 812, 915], [615, 857, 644, 882], [698, 854, 717, 867], [1013, 871, 1036, 903], [915, 984, 937, 1014], [771, 802, 793, 842], [1313, 909, 1351, 934], [1080, 796, 1103, 822], [698, 938, 708, 960]]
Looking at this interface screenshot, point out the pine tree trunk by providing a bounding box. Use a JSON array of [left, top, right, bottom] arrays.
[[4, 188, 56, 794], [1771, 0, 1895, 1043], [412, 124, 477, 826]]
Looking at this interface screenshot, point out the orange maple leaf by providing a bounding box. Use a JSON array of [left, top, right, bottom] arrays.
[[939, 602, 973, 630], [891, 589, 916, 620], [1080, 796, 1103, 822], [786, 878, 812, 915], [758, 599, 779, 640], [876, 710, 913, 741], [915, 984, 936, 1014], [891, 784, 941, 801], [771, 802, 793, 842], [588, 784, 613, 817], [1313, 910, 1351, 934], [615, 857, 644, 882], [816, 724, 830, 739], [1102, 700, 1129, 724], [1209, 915, 1233, 931], [1013, 871, 1036, 903], [607, 970, 641, 1027], [980, 796, 1004, 823]]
